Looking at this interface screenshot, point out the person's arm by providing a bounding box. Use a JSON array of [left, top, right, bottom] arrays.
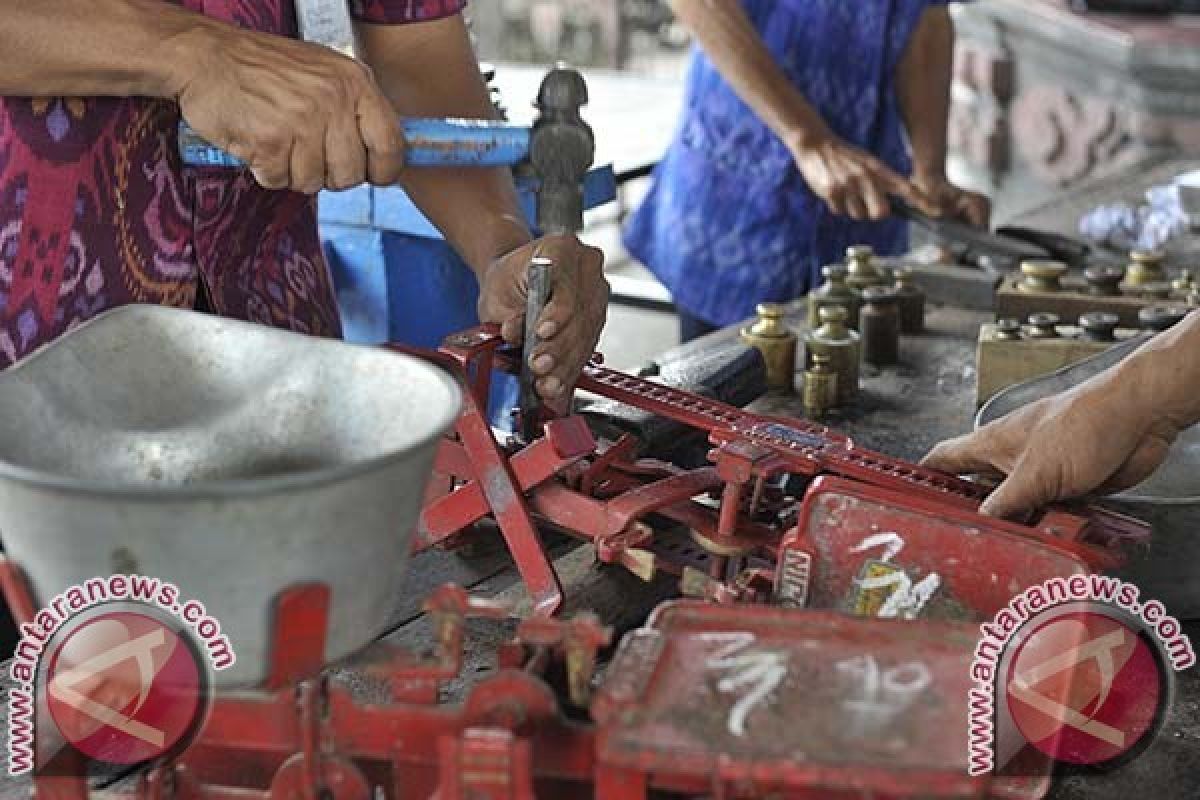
[[896, 3, 990, 227], [356, 16, 608, 405], [0, 0, 405, 194], [0, 0, 204, 98], [667, 0, 933, 221], [923, 314, 1200, 516]]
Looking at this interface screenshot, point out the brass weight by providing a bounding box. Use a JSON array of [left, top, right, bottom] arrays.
[[845, 244, 887, 292], [741, 303, 798, 392], [1018, 260, 1068, 293], [803, 353, 838, 417], [1124, 249, 1168, 289], [808, 264, 859, 329], [804, 305, 860, 403]]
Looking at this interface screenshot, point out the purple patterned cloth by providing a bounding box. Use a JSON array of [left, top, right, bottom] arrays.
[[0, 0, 465, 367]]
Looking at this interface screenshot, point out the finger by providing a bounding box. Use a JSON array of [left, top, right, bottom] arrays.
[[860, 177, 892, 220], [247, 136, 292, 191], [961, 193, 992, 228], [290, 131, 327, 195], [979, 458, 1059, 518], [843, 191, 868, 221], [250, 159, 290, 191], [823, 186, 849, 217], [529, 350, 556, 377], [500, 315, 523, 345], [324, 114, 368, 191], [870, 163, 937, 217], [358, 87, 404, 186], [921, 435, 1004, 476]]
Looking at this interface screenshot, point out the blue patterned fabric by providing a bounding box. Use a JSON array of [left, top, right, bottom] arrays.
[[624, 0, 950, 327]]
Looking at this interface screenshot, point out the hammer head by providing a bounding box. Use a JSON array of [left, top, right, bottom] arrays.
[[530, 66, 595, 235]]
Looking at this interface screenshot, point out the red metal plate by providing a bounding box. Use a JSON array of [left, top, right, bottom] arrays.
[[594, 602, 1049, 799], [783, 477, 1091, 623]]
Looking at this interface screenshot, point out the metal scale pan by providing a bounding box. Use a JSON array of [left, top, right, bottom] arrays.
[[0, 305, 461, 686]]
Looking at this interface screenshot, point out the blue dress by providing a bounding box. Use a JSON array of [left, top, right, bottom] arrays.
[[624, 0, 950, 328]]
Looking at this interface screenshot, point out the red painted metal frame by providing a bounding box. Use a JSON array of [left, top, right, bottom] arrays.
[[0, 570, 608, 800], [403, 327, 1147, 614]]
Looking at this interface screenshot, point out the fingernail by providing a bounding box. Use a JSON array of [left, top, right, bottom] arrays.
[[537, 320, 557, 338], [532, 354, 554, 373]]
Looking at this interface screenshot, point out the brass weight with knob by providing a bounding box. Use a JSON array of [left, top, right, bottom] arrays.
[[741, 303, 799, 392]]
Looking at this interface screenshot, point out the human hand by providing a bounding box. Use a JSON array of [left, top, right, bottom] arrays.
[[912, 173, 992, 228], [477, 235, 608, 409], [922, 381, 1179, 517], [788, 132, 935, 221], [170, 24, 404, 194]]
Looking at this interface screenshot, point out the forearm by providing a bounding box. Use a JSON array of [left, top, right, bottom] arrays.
[[897, 5, 954, 180], [357, 16, 531, 278], [668, 0, 829, 150], [1108, 313, 1200, 430], [0, 0, 218, 98]]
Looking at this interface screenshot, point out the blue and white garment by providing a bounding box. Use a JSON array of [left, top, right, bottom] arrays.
[[624, 0, 952, 327]]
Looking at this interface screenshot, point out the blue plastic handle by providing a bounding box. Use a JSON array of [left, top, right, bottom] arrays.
[[179, 119, 531, 170]]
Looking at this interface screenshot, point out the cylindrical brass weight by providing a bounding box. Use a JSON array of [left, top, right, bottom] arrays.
[[893, 268, 925, 334], [741, 303, 798, 392], [804, 305, 860, 403], [808, 264, 859, 329], [1018, 260, 1068, 293], [1124, 249, 1167, 289], [803, 353, 838, 417], [859, 287, 901, 366], [845, 244, 886, 291]]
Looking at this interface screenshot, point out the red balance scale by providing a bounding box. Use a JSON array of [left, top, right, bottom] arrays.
[[0, 325, 1149, 799]]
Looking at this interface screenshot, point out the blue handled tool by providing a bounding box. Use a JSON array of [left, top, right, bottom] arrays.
[[179, 118, 534, 170]]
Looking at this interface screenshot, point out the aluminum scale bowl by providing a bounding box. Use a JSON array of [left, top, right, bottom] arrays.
[[0, 305, 461, 686], [978, 335, 1200, 618]]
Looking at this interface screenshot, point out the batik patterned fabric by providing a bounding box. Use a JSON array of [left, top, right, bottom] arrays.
[[0, 0, 464, 368], [623, 0, 953, 327]]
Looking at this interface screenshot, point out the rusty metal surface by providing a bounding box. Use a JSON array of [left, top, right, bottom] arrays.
[[595, 601, 1037, 798], [788, 478, 1089, 623]]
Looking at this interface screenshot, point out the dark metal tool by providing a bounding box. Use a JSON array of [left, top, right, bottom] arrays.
[[520, 257, 554, 440], [890, 196, 1050, 265]]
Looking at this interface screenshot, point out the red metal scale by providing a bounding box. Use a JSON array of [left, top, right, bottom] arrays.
[[406, 326, 1147, 616], [0, 570, 1053, 800], [1, 326, 1152, 799]]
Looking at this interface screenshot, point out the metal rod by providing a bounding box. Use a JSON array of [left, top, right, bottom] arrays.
[[178, 119, 532, 170], [520, 257, 554, 441]]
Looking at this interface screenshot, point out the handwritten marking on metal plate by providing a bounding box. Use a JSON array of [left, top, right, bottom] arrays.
[[836, 654, 932, 726], [706, 634, 788, 737], [850, 531, 941, 620]]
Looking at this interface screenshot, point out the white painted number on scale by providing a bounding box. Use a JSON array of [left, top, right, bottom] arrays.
[[706, 634, 788, 738], [836, 654, 932, 722], [851, 531, 942, 619]]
